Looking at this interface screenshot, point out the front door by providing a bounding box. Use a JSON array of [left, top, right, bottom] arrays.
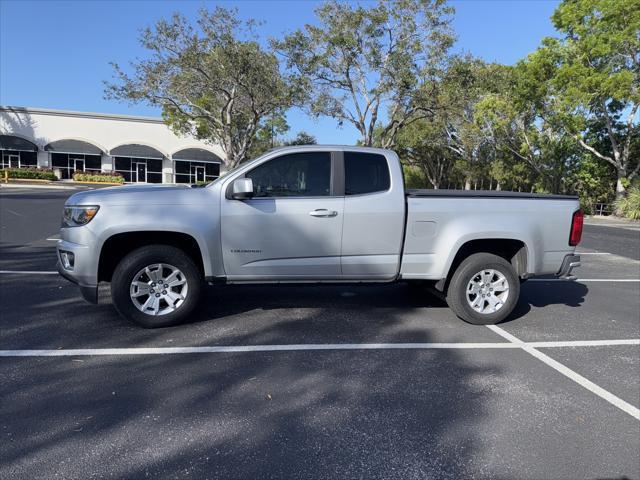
[[220, 151, 344, 280], [72, 158, 84, 176], [134, 162, 147, 183], [8, 154, 19, 168], [193, 165, 205, 183]]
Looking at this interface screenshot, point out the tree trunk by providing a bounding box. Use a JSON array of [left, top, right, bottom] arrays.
[[495, 181, 502, 191], [464, 178, 471, 190], [615, 169, 627, 202]]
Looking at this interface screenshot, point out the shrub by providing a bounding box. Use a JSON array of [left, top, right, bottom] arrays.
[[1, 168, 58, 181], [73, 172, 124, 184], [614, 185, 640, 220]]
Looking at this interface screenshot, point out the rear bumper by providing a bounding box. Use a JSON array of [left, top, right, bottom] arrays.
[[556, 254, 581, 280], [57, 260, 98, 304]]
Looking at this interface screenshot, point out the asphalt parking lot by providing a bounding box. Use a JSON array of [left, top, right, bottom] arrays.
[[1, 185, 639, 479]]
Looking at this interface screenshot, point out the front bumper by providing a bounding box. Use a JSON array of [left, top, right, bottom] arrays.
[[556, 254, 581, 280], [56, 236, 99, 304], [57, 261, 98, 304]]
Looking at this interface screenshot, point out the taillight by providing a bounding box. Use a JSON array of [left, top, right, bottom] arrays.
[[569, 209, 584, 246]]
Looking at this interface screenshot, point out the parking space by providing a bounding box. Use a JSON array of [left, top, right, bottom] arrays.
[[1, 186, 639, 479]]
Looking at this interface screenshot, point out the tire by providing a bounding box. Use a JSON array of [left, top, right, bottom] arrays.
[[446, 252, 520, 325], [111, 245, 203, 328]]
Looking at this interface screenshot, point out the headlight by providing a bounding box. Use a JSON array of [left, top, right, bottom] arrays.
[[62, 206, 100, 227]]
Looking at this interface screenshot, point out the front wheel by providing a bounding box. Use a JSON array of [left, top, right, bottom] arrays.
[[111, 245, 203, 328], [446, 252, 520, 325]]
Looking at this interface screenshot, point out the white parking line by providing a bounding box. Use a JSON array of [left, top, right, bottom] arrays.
[[577, 279, 640, 282], [529, 278, 640, 282], [0, 270, 58, 275], [1, 339, 637, 357], [528, 339, 640, 347], [0, 343, 522, 357], [46, 238, 59, 241], [576, 252, 611, 255], [0, 340, 640, 357], [487, 325, 640, 420]]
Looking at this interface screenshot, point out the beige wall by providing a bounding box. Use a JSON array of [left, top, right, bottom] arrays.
[[0, 107, 226, 180]]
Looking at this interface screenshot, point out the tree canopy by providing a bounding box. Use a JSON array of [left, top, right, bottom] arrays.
[[105, 7, 300, 168], [105, 0, 639, 212], [272, 0, 454, 148]]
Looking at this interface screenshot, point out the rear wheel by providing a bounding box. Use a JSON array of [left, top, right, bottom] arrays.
[[446, 252, 520, 325], [111, 245, 203, 328]]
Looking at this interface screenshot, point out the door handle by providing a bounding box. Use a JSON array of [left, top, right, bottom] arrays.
[[309, 209, 338, 217]]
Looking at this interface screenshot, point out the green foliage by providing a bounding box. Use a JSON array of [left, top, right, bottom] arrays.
[[521, 0, 640, 196], [283, 131, 317, 146], [1, 168, 57, 181], [614, 185, 640, 220], [568, 155, 616, 214], [395, 115, 454, 189], [247, 113, 290, 159], [402, 165, 429, 189], [273, 0, 454, 147], [105, 7, 299, 168], [101, 0, 638, 211], [73, 172, 125, 184]]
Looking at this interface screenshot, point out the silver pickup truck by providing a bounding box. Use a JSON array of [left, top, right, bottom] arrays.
[[57, 145, 583, 327]]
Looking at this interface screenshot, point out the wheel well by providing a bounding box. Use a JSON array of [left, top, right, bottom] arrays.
[[437, 238, 528, 292], [98, 231, 204, 282]]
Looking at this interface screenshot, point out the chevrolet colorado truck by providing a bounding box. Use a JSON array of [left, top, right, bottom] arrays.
[[57, 146, 583, 328]]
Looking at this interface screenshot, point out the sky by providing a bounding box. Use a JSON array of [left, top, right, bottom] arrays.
[[0, 0, 560, 144]]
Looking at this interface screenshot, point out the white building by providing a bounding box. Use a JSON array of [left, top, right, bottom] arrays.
[[0, 106, 225, 183]]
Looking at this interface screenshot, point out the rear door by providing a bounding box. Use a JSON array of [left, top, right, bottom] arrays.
[[220, 151, 345, 280], [340, 151, 405, 279]]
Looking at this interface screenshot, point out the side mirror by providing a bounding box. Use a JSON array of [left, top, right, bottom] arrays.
[[231, 178, 254, 200]]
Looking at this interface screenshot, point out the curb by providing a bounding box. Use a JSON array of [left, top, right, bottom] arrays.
[[4, 178, 58, 184], [72, 181, 123, 186], [0, 183, 80, 190]]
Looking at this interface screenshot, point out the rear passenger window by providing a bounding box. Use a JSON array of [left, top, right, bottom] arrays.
[[344, 152, 390, 195]]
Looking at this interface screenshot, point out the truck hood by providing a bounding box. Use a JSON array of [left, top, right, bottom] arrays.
[[66, 183, 211, 206]]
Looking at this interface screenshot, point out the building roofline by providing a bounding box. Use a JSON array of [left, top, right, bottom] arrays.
[[0, 106, 165, 124]]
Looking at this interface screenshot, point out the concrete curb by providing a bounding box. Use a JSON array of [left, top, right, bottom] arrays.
[[0, 183, 81, 190]]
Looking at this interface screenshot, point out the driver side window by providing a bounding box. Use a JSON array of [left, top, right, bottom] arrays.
[[245, 152, 331, 198]]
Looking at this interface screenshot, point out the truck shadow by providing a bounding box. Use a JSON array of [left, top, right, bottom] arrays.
[[0, 310, 500, 479], [191, 279, 589, 326], [506, 280, 589, 323]]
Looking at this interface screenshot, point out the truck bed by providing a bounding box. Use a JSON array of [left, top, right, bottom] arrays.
[[406, 189, 578, 200]]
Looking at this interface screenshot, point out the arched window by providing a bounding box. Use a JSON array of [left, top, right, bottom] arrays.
[[110, 144, 165, 183], [45, 139, 104, 179], [0, 135, 38, 169], [172, 148, 222, 184]]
